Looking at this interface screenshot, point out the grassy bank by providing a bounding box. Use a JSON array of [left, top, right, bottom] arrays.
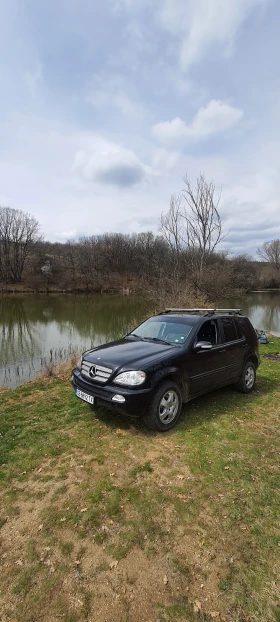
[[0, 340, 280, 622]]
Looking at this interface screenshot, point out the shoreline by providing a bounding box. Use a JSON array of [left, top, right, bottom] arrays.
[[0, 355, 77, 392], [0, 287, 134, 295], [1, 287, 280, 296], [250, 288, 280, 292]]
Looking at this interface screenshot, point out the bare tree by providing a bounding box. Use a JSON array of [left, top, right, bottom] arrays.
[[159, 173, 225, 297], [0, 207, 40, 283], [160, 195, 183, 255], [181, 173, 224, 272], [257, 239, 280, 272]]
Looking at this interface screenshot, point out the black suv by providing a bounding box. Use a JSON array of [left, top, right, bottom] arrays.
[[71, 308, 260, 431]]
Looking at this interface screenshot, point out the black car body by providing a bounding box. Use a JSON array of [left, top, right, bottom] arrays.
[[71, 308, 260, 431]]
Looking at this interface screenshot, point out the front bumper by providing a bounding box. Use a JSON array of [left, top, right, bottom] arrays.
[[71, 369, 153, 418]]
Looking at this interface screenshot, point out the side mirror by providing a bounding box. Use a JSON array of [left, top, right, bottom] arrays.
[[193, 341, 213, 352]]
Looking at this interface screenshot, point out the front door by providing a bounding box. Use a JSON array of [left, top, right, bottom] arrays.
[[189, 319, 228, 395]]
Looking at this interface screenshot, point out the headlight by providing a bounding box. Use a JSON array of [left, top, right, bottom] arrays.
[[76, 356, 82, 371], [114, 371, 146, 386]]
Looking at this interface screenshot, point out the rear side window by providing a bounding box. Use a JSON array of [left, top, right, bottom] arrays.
[[236, 317, 257, 342], [234, 319, 243, 339], [221, 317, 238, 342], [236, 317, 248, 332]]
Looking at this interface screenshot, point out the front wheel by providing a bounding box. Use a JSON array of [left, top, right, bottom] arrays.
[[235, 360, 256, 394], [143, 381, 182, 431]]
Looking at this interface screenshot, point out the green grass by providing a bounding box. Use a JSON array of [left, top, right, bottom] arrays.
[[129, 460, 153, 478], [0, 339, 280, 621]]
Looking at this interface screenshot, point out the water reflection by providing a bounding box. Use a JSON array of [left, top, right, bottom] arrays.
[[0, 294, 148, 388], [0, 297, 41, 386], [219, 292, 280, 336]]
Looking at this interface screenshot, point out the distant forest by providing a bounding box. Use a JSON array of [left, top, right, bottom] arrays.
[[1, 173, 279, 300], [1, 230, 278, 299]]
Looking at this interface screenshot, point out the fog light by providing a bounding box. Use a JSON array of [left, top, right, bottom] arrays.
[[112, 394, 126, 403]]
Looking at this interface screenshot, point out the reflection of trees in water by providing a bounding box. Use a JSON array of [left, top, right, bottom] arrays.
[[30, 294, 148, 340], [1, 293, 145, 331], [259, 303, 280, 334], [0, 297, 40, 363], [0, 294, 148, 387], [218, 293, 280, 334], [0, 297, 42, 385], [243, 293, 280, 333]]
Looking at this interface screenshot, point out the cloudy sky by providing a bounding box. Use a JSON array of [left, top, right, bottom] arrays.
[[1, 0, 280, 255]]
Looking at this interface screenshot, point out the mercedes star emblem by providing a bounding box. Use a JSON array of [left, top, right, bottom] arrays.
[[89, 365, 96, 378]]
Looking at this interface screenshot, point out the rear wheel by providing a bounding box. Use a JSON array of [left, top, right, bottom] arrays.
[[143, 381, 182, 431], [235, 360, 256, 394]]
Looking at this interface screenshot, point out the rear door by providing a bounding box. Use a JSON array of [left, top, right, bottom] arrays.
[[189, 319, 228, 395], [220, 317, 245, 382]]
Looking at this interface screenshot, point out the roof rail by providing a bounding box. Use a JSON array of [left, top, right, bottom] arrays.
[[213, 309, 242, 314], [161, 308, 242, 316]]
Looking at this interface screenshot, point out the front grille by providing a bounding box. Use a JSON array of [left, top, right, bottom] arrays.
[[81, 360, 112, 383]]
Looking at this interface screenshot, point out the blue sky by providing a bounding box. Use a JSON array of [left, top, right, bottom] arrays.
[[0, 0, 280, 255]]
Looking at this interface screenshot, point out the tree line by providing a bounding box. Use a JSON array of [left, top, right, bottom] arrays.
[[0, 174, 279, 299]]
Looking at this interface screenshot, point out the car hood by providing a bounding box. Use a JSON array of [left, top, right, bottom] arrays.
[[83, 337, 179, 373]]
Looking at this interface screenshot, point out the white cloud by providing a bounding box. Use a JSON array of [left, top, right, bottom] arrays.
[[73, 138, 153, 187], [159, 0, 270, 70], [152, 100, 244, 145], [111, 0, 270, 70]]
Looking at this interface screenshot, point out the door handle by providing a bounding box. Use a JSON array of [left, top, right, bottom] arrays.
[[218, 349, 226, 353]]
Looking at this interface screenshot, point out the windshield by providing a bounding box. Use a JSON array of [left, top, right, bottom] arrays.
[[128, 317, 193, 345]]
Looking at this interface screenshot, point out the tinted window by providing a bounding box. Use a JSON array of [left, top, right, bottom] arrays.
[[197, 319, 219, 345], [236, 317, 248, 332], [221, 317, 238, 342], [234, 319, 243, 339], [236, 317, 256, 341]]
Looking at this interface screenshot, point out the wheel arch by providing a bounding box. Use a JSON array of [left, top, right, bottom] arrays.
[[151, 367, 189, 403], [245, 354, 259, 369]]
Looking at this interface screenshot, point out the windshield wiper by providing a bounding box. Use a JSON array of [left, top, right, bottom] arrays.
[[128, 334, 172, 345], [148, 337, 172, 345]]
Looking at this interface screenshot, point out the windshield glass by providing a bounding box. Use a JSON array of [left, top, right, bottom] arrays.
[[129, 317, 193, 345]]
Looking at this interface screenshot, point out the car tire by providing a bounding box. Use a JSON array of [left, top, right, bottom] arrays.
[[143, 381, 182, 431], [235, 360, 256, 394]]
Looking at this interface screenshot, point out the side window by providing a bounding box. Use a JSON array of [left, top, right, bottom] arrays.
[[221, 317, 238, 342], [197, 320, 219, 346], [236, 317, 253, 340], [234, 319, 244, 340]]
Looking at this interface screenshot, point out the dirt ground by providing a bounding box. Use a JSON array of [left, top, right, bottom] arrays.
[[0, 441, 231, 622]]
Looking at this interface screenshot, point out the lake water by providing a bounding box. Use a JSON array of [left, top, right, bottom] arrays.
[[1, 292, 279, 388]]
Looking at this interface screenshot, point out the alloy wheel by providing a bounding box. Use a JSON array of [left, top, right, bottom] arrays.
[[158, 390, 179, 424]]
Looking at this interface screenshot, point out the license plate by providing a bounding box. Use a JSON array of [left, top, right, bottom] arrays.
[[75, 388, 95, 405]]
